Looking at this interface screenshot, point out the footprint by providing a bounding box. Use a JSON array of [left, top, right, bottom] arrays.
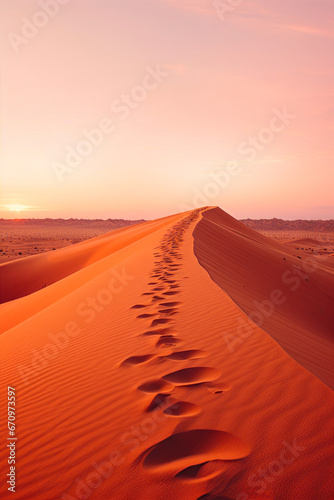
[[175, 460, 225, 482], [157, 308, 178, 315], [151, 295, 165, 302], [162, 367, 221, 385], [166, 350, 208, 361], [142, 328, 172, 336], [131, 304, 148, 309], [163, 401, 201, 417], [206, 383, 232, 394], [156, 337, 183, 348], [146, 394, 171, 412], [142, 430, 251, 471], [160, 301, 181, 307], [162, 291, 180, 296], [137, 379, 174, 394], [121, 354, 155, 366], [151, 318, 173, 327], [197, 495, 232, 500], [137, 313, 156, 319], [148, 356, 168, 365]]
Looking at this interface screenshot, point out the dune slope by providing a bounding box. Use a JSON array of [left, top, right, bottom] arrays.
[[193, 207, 334, 388], [0, 207, 333, 500], [0, 215, 180, 304]]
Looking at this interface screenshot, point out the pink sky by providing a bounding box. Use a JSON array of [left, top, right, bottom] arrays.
[[1, 0, 333, 220]]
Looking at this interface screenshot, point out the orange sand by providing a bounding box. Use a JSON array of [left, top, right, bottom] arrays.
[[0, 207, 333, 499]]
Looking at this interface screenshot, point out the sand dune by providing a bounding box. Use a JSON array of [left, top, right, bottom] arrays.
[[0, 207, 333, 499], [283, 237, 333, 256], [284, 238, 324, 246], [241, 218, 334, 232], [194, 208, 334, 388], [0, 215, 178, 304], [0, 219, 145, 264]]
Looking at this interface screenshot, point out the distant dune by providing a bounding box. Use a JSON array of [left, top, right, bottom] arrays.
[[2, 216, 332, 231], [0, 207, 333, 499], [241, 218, 334, 232], [0, 218, 146, 227], [285, 238, 324, 246], [0, 218, 146, 263], [2, 217, 332, 264]]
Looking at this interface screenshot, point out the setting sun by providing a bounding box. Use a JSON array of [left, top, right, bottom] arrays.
[[6, 204, 26, 212]]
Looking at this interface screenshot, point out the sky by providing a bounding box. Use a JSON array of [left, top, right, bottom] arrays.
[[0, 0, 333, 220]]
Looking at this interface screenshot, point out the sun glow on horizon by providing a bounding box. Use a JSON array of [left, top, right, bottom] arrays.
[[0, 203, 47, 217], [5, 204, 27, 212]]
